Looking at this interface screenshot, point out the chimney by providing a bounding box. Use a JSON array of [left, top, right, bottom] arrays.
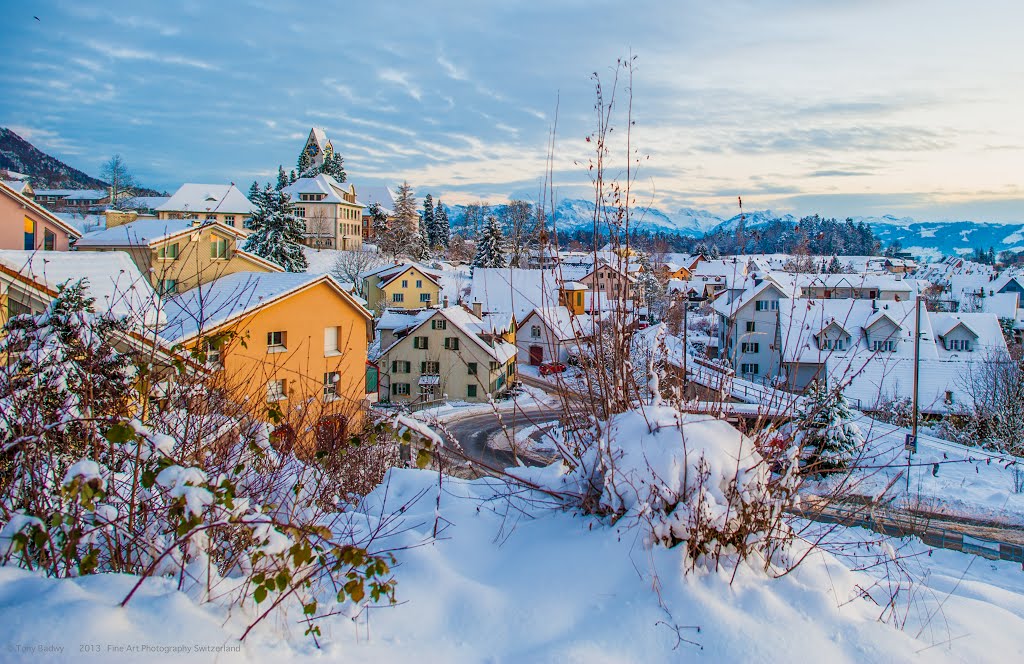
[[443, 295, 449, 308], [472, 300, 482, 319]]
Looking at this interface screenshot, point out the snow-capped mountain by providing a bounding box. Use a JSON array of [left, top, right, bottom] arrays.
[[445, 198, 1024, 259]]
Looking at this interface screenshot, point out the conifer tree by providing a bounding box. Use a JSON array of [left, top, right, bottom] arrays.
[[422, 194, 435, 247], [434, 199, 450, 248], [297, 150, 313, 179], [289, 170, 297, 184], [797, 381, 863, 472], [321, 152, 347, 182], [473, 216, 507, 269], [243, 184, 309, 272], [391, 181, 418, 234], [276, 166, 289, 191]]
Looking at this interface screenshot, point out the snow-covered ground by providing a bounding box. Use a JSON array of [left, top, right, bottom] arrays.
[[4, 467, 1023, 662], [403, 385, 558, 423]]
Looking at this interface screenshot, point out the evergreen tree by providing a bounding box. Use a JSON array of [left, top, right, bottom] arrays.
[[473, 216, 507, 269], [827, 255, 842, 274], [434, 200, 450, 248], [422, 194, 435, 246], [391, 182, 418, 234], [797, 381, 863, 472], [276, 166, 288, 191], [297, 150, 313, 179], [321, 152, 346, 182], [289, 170, 297, 184], [248, 181, 260, 202], [243, 184, 309, 272]]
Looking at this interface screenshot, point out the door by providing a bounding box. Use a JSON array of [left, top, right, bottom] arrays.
[[529, 345, 544, 365]]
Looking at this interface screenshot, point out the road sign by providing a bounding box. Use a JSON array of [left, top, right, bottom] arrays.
[[905, 434, 917, 453]]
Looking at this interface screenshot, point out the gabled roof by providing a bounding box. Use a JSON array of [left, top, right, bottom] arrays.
[[864, 309, 904, 331], [0, 249, 162, 327], [712, 280, 785, 318], [520, 306, 595, 342], [0, 181, 82, 238], [159, 271, 370, 344], [356, 184, 396, 216], [815, 318, 852, 338], [2, 180, 30, 195], [75, 218, 245, 248], [380, 305, 517, 363], [156, 183, 254, 215], [378, 264, 442, 289], [469, 267, 560, 322], [281, 174, 358, 206], [931, 314, 980, 339]]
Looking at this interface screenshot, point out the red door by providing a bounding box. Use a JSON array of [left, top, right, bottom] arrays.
[[529, 345, 544, 366]]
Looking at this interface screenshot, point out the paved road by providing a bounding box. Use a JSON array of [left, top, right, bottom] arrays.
[[442, 405, 563, 468]]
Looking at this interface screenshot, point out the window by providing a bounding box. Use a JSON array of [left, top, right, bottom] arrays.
[[43, 229, 56, 251], [531, 325, 541, 338], [444, 337, 460, 350], [871, 339, 897, 352], [741, 342, 759, 353], [211, 236, 228, 259], [158, 243, 180, 260], [467, 384, 478, 398], [159, 279, 177, 295], [413, 336, 429, 349], [324, 326, 340, 354], [223, 215, 235, 226], [205, 340, 221, 366], [390, 360, 411, 373], [821, 338, 846, 351], [949, 338, 972, 352], [489, 361, 499, 371], [401, 279, 408, 288], [7, 298, 31, 319], [467, 362, 477, 375], [745, 321, 756, 333], [392, 292, 405, 303], [393, 382, 411, 396], [420, 292, 431, 303], [416, 279, 423, 288], [740, 363, 759, 375], [323, 372, 340, 399], [431, 319, 447, 330], [206, 214, 217, 221], [23, 216, 35, 251], [421, 361, 439, 374], [267, 379, 286, 402], [293, 207, 306, 218], [267, 330, 286, 351]]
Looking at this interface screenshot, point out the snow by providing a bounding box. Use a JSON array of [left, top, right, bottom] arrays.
[[0, 249, 163, 327], [157, 183, 254, 215], [74, 218, 198, 247], [281, 174, 353, 204], [7, 465, 1024, 661], [469, 267, 560, 321]]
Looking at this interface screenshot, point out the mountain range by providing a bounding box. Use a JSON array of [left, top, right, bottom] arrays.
[[0, 127, 162, 195], [446, 199, 1024, 260]]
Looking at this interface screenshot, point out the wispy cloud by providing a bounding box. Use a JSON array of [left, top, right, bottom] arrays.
[[84, 40, 217, 70], [378, 68, 422, 101], [437, 55, 467, 81]]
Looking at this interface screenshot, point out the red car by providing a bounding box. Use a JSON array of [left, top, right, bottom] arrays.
[[539, 361, 568, 376]]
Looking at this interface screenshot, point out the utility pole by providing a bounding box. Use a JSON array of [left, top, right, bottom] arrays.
[[682, 295, 688, 398], [908, 295, 922, 494]]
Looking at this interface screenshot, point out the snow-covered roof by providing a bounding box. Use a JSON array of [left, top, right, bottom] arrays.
[[469, 268, 560, 322], [124, 196, 170, 210], [34, 189, 107, 200], [376, 308, 433, 333], [281, 174, 357, 206], [380, 305, 517, 363], [0, 249, 162, 327], [156, 183, 254, 215], [160, 271, 368, 343], [355, 184, 395, 216], [2, 180, 29, 195], [74, 218, 240, 248], [0, 181, 82, 238], [712, 280, 786, 318], [522, 306, 596, 341]]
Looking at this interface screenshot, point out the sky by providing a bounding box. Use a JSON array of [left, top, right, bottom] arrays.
[[2, 0, 1023, 222]]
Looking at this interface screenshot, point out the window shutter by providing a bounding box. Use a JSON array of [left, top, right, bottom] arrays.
[[324, 326, 338, 353], [391, 360, 397, 372]]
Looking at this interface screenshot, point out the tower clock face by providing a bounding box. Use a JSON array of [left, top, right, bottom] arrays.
[[306, 142, 319, 157]]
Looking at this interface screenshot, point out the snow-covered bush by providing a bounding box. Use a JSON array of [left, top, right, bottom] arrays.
[[796, 381, 864, 473], [551, 405, 801, 573], [0, 280, 405, 643]]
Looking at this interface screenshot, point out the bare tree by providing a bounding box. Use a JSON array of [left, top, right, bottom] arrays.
[[500, 200, 537, 268], [100, 154, 137, 208], [306, 206, 333, 250], [332, 249, 385, 287]]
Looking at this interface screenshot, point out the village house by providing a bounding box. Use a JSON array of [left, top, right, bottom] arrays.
[[360, 262, 442, 312], [0, 180, 81, 251], [156, 183, 254, 232], [356, 185, 396, 242], [159, 271, 373, 434], [516, 306, 595, 366], [74, 217, 282, 294], [33, 188, 109, 212], [377, 305, 517, 405], [281, 174, 363, 250]]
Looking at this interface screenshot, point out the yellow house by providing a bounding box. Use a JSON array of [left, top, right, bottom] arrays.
[[361, 263, 442, 313], [160, 272, 373, 436], [75, 218, 282, 294], [558, 282, 588, 315], [156, 183, 255, 234], [281, 174, 363, 251], [659, 262, 692, 282]]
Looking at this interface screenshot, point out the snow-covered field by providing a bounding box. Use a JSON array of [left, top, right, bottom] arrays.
[[4, 467, 1023, 662]]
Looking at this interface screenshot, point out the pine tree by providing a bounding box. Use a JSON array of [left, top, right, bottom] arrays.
[[797, 381, 863, 472], [827, 255, 842, 274], [248, 181, 260, 202], [297, 150, 313, 179], [321, 152, 347, 182], [289, 170, 297, 184], [391, 181, 418, 234], [243, 184, 309, 272], [473, 216, 507, 269], [434, 200, 450, 248], [276, 166, 289, 191], [422, 194, 435, 247]]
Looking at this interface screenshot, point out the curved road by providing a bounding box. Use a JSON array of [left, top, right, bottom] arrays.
[[442, 405, 563, 468]]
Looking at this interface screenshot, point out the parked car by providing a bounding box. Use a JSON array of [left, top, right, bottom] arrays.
[[539, 361, 567, 376]]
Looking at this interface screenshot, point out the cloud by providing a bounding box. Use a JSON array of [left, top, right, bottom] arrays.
[[84, 40, 217, 70], [437, 55, 467, 81], [807, 170, 873, 178], [5, 125, 83, 155], [378, 68, 422, 101]]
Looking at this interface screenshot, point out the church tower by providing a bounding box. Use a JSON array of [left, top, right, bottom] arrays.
[[300, 127, 334, 171]]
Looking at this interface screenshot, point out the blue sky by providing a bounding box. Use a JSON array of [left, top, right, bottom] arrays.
[[2, 0, 1023, 222]]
